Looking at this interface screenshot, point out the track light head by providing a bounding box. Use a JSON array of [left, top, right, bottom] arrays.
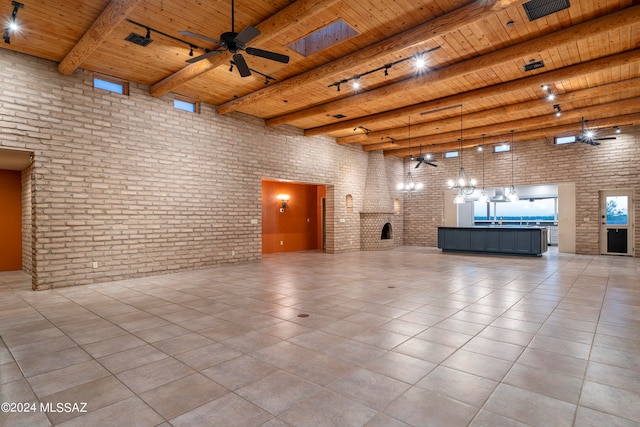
[[3, 1, 24, 44]]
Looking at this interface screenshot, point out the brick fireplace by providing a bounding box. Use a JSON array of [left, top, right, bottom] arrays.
[[360, 150, 398, 251]]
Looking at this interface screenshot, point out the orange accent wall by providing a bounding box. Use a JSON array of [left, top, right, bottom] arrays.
[[262, 180, 325, 254], [0, 170, 22, 271]]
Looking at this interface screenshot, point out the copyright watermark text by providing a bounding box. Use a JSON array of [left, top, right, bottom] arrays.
[[1, 402, 88, 413]]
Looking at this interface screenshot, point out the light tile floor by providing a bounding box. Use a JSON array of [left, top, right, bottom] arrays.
[[1, 247, 640, 426]]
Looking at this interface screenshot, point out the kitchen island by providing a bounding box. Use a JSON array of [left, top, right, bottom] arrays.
[[437, 226, 548, 256]]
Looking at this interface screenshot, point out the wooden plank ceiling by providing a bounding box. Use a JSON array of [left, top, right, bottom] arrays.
[[2, 0, 639, 157]]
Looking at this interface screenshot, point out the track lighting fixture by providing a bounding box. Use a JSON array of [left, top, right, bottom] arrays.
[[553, 104, 561, 117], [614, 126, 621, 133], [328, 46, 440, 91], [541, 84, 555, 101], [353, 125, 372, 134], [3, 1, 24, 45], [125, 19, 213, 57]]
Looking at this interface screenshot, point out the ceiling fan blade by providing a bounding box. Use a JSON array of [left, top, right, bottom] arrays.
[[595, 137, 616, 140], [185, 50, 224, 64], [245, 47, 290, 64], [414, 161, 422, 169], [179, 30, 221, 45], [233, 53, 251, 77], [235, 25, 260, 45], [426, 162, 438, 167]]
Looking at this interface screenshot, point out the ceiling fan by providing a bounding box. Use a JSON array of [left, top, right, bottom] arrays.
[[179, 0, 289, 77], [414, 145, 437, 168], [576, 117, 616, 146]]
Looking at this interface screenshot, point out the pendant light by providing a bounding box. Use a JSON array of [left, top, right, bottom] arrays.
[[447, 105, 476, 204], [478, 134, 490, 203], [397, 115, 423, 196], [507, 130, 519, 202]]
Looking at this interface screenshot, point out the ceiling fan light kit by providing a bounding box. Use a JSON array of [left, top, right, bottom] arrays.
[[179, 0, 289, 78]]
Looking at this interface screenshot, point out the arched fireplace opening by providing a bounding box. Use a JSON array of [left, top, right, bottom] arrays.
[[381, 223, 392, 240]]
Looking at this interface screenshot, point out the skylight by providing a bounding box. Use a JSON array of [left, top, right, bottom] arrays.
[[289, 20, 359, 57]]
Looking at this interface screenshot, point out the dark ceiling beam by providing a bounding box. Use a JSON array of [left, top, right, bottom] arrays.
[[378, 100, 640, 157], [216, 0, 526, 115], [58, 0, 143, 75], [149, 0, 342, 98], [338, 77, 640, 145], [290, 4, 640, 134]]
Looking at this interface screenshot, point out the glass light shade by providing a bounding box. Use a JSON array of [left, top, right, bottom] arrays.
[[453, 195, 466, 204], [507, 188, 519, 202], [458, 178, 465, 186], [397, 182, 405, 190], [478, 191, 490, 203], [470, 179, 477, 186], [447, 179, 455, 187], [416, 182, 423, 190]]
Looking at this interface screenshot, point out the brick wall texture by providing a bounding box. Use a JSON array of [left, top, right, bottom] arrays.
[[1, 50, 638, 289], [0, 51, 404, 289], [404, 133, 640, 256]]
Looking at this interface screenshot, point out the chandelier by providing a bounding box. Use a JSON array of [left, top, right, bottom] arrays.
[[447, 105, 476, 204], [397, 115, 423, 196], [397, 168, 423, 196]]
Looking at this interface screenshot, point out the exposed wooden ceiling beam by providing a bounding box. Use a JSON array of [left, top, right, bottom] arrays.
[[291, 4, 640, 134], [374, 98, 640, 155], [386, 112, 640, 158], [58, 0, 143, 75], [216, 0, 525, 115], [302, 46, 640, 139], [149, 0, 342, 98], [338, 77, 640, 145]]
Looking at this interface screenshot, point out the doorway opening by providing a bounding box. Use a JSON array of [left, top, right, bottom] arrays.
[[600, 189, 634, 256], [261, 179, 327, 254], [0, 147, 33, 288]]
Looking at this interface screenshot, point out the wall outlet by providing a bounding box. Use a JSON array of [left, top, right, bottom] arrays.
[[280, 241, 284, 245], [231, 250, 235, 256], [92, 262, 98, 269]]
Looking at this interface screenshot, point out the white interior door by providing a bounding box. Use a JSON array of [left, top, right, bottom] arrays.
[[600, 189, 634, 256]]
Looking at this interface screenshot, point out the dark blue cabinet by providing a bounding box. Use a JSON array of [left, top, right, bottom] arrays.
[[438, 227, 548, 256]]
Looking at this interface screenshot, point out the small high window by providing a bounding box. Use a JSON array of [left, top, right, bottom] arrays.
[[93, 74, 128, 95], [555, 136, 576, 145], [494, 144, 510, 153], [173, 97, 199, 113], [444, 151, 459, 158]]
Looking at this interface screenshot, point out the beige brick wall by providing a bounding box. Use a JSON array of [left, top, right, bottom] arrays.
[[0, 51, 401, 289], [403, 131, 640, 256], [20, 162, 33, 275], [1, 50, 637, 290]]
